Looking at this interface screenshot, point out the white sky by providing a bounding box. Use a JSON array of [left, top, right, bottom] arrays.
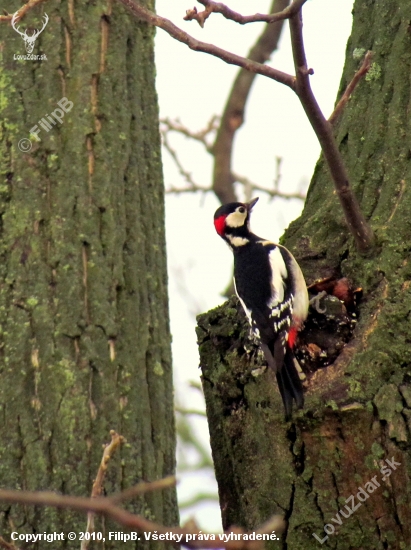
[[155, 0, 355, 530]]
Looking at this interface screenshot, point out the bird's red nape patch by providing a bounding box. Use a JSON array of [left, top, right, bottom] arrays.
[[288, 326, 298, 349], [214, 215, 226, 236]]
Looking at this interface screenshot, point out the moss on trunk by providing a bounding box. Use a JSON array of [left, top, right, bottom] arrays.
[[0, 0, 178, 547]]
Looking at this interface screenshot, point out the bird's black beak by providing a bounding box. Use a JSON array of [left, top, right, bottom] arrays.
[[247, 197, 259, 212]]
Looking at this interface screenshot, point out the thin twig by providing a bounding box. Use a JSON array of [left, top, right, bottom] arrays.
[[117, 0, 295, 89], [162, 0, 300, 206], [161, 117, 219, 153], [162, 131, 207, 190], [166, 173, 305, 201], [211, 0, 290, 203], [184, 0, 308, 27], [162, 119, 305, 201], [161, 119, 305, 200], [273, 156, 282, 190], [288, 11, 375, 252], [176, 407, 207, 417], [0, 0, 48, 21], [81, 431, 125, 550], [0, 488, 285, 549], [329, 51, 373, 125], [166, 185, 209, 195], [233, 173, 305, 201], [109, 476, 176, 505]]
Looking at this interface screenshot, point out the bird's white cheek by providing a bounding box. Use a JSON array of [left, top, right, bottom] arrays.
[[225, 211, 247, 228]]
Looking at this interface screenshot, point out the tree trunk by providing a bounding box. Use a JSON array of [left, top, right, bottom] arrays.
[[197, 0, 411, 548], [0, 1, 177, 547]]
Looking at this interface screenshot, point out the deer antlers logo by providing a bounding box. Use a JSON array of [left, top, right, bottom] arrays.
[[11, 12, 49, 54]]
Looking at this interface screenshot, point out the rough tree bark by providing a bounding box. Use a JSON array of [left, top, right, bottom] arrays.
[[197, 0, 411, 548], [0, 0, 177, 547]]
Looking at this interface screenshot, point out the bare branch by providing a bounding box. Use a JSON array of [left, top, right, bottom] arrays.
[[161, 116, 305, 200], [211, 0, 290, 203], [109, 477, 176, 505], [176, 407, 207, 417], [288, 11, 375, 252], [162, 130, 209, 191], [273, 155, 282, 191], [233, 173, 306, 201], [162, 118, 306, 199], [117, 0, 295, 89], [0, 488, 285, 549], [166, 185, 209, 195], [184, 0, 308, 27], [164, 160, 305, 201], [329, 51, 373, 125], [0, 0, 48, 22], [120, 0, 374, 250], [81, 431, 125, 550], [162, 1, 295, 205], [161, 117, 219, 153]]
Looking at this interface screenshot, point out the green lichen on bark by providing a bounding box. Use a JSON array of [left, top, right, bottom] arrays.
[[0, 0, 177, 547], [198, 296, 411, 548], [197, 0, 411, 547]]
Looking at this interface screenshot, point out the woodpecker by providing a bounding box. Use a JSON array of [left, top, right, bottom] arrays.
[[213, 197, 309, 418]]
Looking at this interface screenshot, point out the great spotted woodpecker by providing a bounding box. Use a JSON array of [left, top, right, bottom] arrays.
[[214, 197, 309, 418]]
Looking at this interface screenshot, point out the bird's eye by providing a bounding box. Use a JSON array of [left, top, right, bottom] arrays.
[[238, 207, 246, 214]]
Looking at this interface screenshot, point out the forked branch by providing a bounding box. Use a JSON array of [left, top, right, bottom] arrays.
[[211, 0, 290, 203], [116, 0, 295, 89], [329, 50, 373, 125], [81, 431, 125, 550], [0, 0, 47, 21], [0, 430, 285, 549], [0, 488, 285, 549], [184, 0, 308, 26], [117, 0, 375, 252], [162, 0, 302, 204], [288, 11, 374, 252]]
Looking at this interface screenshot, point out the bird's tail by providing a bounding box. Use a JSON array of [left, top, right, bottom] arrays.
[[276, 347, 304, 419]]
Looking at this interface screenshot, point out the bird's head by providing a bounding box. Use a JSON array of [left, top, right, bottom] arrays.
[[213, 197, 259, 246]]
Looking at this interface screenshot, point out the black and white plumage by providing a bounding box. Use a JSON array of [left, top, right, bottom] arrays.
[[213, 197, 309, 418]]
